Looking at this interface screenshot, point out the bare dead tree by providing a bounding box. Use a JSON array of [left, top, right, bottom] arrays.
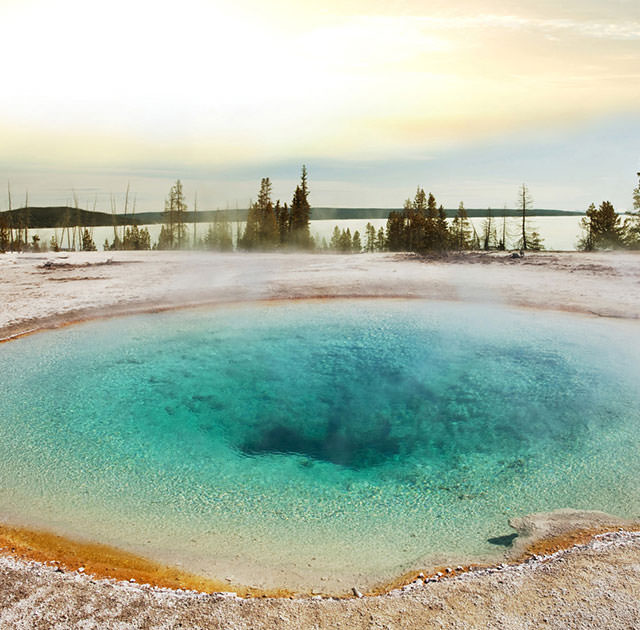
[[517, 183, 533, 250], [193, 192, 198, 248]]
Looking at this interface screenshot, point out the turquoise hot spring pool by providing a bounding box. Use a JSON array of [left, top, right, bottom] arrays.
[[0, 299, 639, 593]]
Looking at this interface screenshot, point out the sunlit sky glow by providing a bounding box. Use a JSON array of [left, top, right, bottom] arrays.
[[1, 0, 639, 210]]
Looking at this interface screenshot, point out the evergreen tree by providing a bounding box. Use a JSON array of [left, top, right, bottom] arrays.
[[157, 225, 171, 249], [579, 200, 624, 249], [205, 212, 233, 251], [275, 201, 290, 245], [0, 216, 9, 252], [451, 202, 472, 250], [386, 189, 449, 253], [528, 231, 544, 250], [364, 222, 377, 252], [385, 211, 405, 251], [257, 177, 277, 246], [625, 175, 640, 248], [340, 228, 352, 252], [352, 230, 362, 253], [423, 192, 439, 250], [376, 227, 386, 251], [140, 227, 152, 250], [240, 201, 260, 250], [329, 225, 342, 250], [578, 203, 597, 251], [436, 205, 450, 251], [406, 188, 427, 252], [121, 224, 151, 250], [328, 226, 354, 252], [160, 180, 188, 249], [240, 178, 278, 249], [81, 228, 97, 251], [289, 165, 311, 248]]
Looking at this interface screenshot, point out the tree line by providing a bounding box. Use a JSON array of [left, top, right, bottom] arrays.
[[2, 172, 640, 253], [238, 166, 312, 250], [577, 185, 640, 251], [383, 184, 544, 254]]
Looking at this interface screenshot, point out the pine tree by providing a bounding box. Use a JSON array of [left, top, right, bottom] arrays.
[[160, 180, 188, 249], [289, 165, 311, 248], [578, 203, 597, 251], [352, 230, 362, 253], [240, 201, 260, 250], [579, 201, 624, 249], [451, 202, 472, 251], [239, 178, 278, 249], [341, 228, 352, 252], [121, 224, 151, 250], [423, 192, 439, 251], [436, 205, 449, 251], [275, 200, 290, 245], [364, 222, 377, 252], [387, 189, 449, 253], [407, 188, 427, 252], [157, 225, 171, 249], [140, 227, 152, 250], [330, 225, 342, 250], [205, 212, 233, 251], [528, 231, 544, 250], [257, 177, 277, 247], [327, 226, 356, 253], [0, 215, 9, 252], [385, 211, 405, 251], [625, 175, 640, 248], [81, 228, 97, 251]]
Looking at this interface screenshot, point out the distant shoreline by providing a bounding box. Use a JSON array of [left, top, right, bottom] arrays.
[[0, 206, 585, 228]]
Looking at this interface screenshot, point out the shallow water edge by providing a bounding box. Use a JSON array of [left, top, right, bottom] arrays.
[[0, 510, 638, 598]]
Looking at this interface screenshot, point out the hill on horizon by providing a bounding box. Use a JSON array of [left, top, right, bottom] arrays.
[[0, 205, 585, 228]]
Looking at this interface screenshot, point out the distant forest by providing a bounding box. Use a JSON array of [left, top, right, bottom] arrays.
[[0, 205, 582, 229]]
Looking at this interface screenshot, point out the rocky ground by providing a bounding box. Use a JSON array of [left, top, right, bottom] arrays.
[[2, 250, 639, 341], [0, 530, 639, 629]]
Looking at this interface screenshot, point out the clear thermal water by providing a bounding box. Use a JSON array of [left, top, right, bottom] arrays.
[[0, 299, 639, 592]]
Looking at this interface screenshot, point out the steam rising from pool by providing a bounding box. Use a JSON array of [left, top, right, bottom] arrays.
[[0, 299, 639, 592]]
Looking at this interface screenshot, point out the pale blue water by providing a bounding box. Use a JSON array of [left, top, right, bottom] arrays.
[[0, 299, 639, 592]]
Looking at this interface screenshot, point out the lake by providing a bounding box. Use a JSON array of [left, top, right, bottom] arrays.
[[25, 215, 587, 252]]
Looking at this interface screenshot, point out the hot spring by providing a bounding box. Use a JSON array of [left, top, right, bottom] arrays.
[[1, 299, 639, 593]]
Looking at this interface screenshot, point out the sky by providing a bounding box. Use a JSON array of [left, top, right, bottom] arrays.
[[0, 0, 639, 211]]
